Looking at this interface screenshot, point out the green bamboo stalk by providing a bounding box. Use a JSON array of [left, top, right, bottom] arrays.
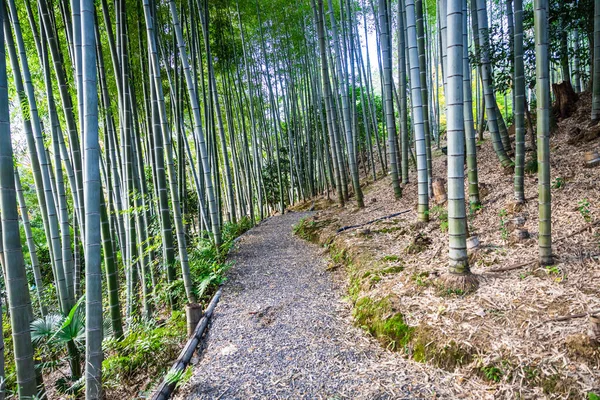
[[475, 0, 513, 167], [0, 2, 37, 394], [513, 0, 526, 203], [398, 0, 409, 184], [443, 0, 477, 291], [379, 0, 402, 199], [327, 0, 364, 206], [144, 0, 196, 304], [14, 169, 46, 316], [592, 0, 600, 120], [462, 0, 480, 206], [406, 0, 429, 221], [534, 0, 553, 266], [312, 0, 345, 207]]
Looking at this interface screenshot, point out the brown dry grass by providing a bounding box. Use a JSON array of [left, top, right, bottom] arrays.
[[294, 93, 600, 399]]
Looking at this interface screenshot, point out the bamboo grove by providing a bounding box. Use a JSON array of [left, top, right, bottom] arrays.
[[0, 0, 596, 397]]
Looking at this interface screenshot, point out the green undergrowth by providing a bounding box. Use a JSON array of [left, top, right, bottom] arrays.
[[0, 217, 255, 398], [161, 216, 253, 307], [292, 217, 332, 242], [103, 311, 187, 393]]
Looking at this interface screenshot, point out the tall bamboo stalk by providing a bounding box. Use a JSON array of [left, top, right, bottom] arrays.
[[534, 0, 553, 266]]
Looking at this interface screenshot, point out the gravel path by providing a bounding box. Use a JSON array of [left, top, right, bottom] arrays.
[[177, 212, 452, 400]]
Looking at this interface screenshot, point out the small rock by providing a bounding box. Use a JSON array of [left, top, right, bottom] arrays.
[[220, 344, 238, 356], [357, 228, 371, 236], [512, 228, 530, 242]]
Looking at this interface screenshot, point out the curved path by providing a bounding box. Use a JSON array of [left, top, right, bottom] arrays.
[[177, 212, 451, 400]]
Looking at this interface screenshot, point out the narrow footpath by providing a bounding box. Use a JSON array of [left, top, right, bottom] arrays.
[[176, 212, 455, 400]]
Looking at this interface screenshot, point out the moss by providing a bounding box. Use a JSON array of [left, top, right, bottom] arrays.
[[540, 374, 579, 398], [352, 296, 413, 351], [440, 287, 466, 296], [410, 326, 473, 370], [348, 273, 362, 302]]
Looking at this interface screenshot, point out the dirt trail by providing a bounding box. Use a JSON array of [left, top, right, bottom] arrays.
[[176, 212, 460, 400]]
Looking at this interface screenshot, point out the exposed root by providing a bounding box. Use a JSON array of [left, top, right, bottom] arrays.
[[439, 272, 479, 294]]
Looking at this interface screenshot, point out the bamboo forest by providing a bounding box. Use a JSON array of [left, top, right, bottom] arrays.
[[0, 0, 598, 397]]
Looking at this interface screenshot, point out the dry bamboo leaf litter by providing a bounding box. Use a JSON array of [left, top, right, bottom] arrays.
[[297, 96, 600, 399]]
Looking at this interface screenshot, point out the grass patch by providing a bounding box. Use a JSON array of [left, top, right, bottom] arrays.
[[379, 265, 404, 274], [412, 271, 431, 287], [292, 217, 332, 243]]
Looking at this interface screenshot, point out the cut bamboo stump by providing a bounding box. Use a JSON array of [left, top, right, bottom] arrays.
[[151, 288, 223, 400], [186, 303, 203, 337], [551, 81, 578, 119], [432, 178, 447, 204], [584, 150, 600, 168], [466, 235, 480, 250]]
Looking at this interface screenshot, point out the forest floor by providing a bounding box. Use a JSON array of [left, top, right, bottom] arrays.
[[174, 212, 466, 399], [289, 92, 600, 399]]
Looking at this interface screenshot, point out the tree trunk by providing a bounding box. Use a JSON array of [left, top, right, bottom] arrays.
[[475, 0, 512, 166]]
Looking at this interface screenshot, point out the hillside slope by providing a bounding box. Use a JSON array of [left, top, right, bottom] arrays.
[[293, 93, 600, 399]]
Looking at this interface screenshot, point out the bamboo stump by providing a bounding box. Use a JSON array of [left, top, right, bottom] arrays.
[[186, 303, 203, 337], [584, 150, 600, 168], [551, 81, 578, 119], [432, 178, 447, 204], [466, 235, 480, 250]]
